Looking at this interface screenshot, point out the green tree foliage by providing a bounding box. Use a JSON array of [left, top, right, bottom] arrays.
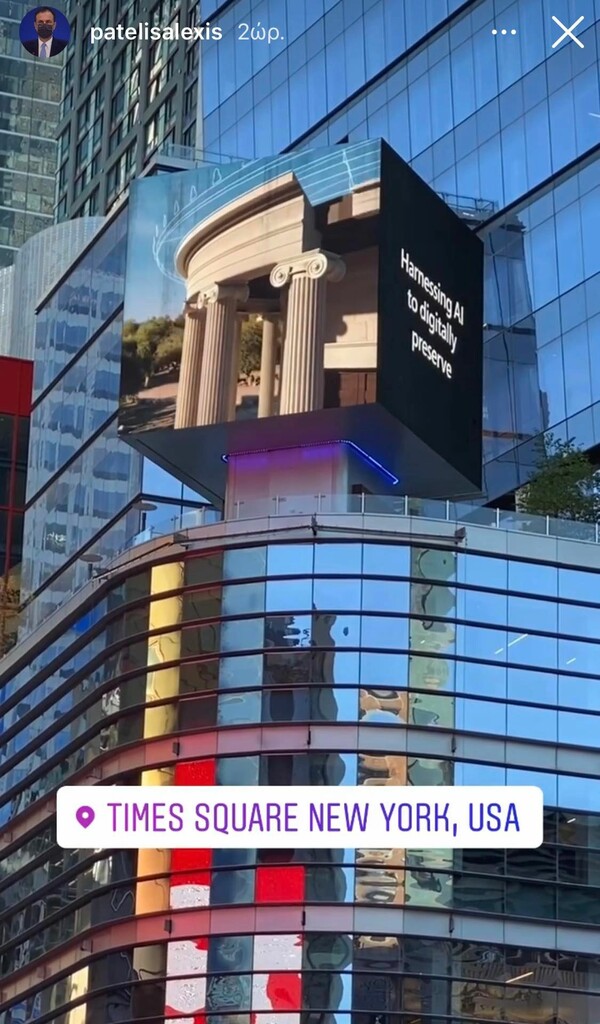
[[239, 317, 264, 379], [519, 434, 600, 523], [154, 334, 184, 371], [121, 315, 185, 393]]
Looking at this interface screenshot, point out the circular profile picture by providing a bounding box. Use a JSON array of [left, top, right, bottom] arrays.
[[19, 6, 70, 59]]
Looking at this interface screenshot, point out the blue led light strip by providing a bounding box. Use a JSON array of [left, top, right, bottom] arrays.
[[221, 439, 399, 486]]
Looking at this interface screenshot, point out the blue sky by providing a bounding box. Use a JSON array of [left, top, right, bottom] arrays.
[[124, 177, 186, 323]]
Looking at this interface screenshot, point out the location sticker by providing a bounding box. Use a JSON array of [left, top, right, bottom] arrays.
[[57, 785, 544, 850], [76, 805, 95, 829]]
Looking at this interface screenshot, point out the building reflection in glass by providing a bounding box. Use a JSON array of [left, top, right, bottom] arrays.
[[483, 218, 546, 494], [405, 546, 457, 909]]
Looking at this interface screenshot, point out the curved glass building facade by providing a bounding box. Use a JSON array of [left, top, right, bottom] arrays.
[[1, 506, 600, 1022]]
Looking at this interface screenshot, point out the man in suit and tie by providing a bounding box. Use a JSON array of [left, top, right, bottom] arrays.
[[21, 7, 68, 58]]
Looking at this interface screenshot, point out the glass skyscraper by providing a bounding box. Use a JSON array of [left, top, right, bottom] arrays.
[[0, 217, 105, 360], [19, 207, 212, 640], [200, 0, 600, 499], [2, 3, 600, 1024], [0, 0, 62, 267], [56, 0, 204, 220]]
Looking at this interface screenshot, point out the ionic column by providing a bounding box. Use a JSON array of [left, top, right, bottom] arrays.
[[270, 250, 345, 415], [196, 284, 249, 426], [258, 314, 279, 418], [174, 301, 205, 430]]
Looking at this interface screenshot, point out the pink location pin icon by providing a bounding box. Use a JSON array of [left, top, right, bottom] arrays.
[[76, 805, 95, 829]]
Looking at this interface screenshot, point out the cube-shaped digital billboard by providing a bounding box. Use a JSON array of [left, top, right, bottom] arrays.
[[119, 140, 483, 502]]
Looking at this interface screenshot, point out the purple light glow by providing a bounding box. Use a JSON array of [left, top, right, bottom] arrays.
[[221, 439, 399, 485]]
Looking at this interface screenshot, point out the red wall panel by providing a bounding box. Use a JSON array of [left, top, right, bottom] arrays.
[[0, 358, 33, 416]]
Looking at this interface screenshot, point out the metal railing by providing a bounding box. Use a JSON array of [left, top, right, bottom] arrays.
[[438, 192, 496, 218], [122, 493, 600, 550], [158, 143, 243, 165]]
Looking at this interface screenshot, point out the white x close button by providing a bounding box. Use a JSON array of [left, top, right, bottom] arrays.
[[551, 14, 585, 48]]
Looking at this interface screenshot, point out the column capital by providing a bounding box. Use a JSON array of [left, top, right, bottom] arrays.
[[270, 250, 345, 289], [184, 299, 205, 320], [198, 283, 249, 308]]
